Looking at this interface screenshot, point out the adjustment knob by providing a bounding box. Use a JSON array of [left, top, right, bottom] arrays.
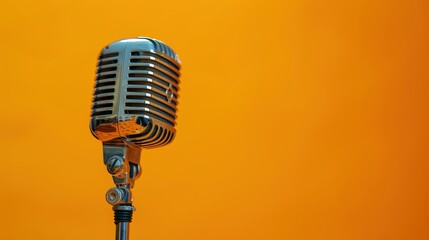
[[106, 188, 123, 205], [106, 156, 124, 175]]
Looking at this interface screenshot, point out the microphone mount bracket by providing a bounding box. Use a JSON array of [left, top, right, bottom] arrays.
[[102, 141, 142, 240], [103, 142, 142, 190]]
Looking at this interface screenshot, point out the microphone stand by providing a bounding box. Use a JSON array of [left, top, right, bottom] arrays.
[[113, 205, 134, 240], [103, 143, 142, 240]]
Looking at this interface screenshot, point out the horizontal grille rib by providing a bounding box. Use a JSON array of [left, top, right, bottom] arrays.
[[125, 97, 175, 113], [128, 78, 167, 92]]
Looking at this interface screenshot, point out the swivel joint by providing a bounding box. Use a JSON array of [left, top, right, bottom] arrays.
[[106, 187, 133, 205]]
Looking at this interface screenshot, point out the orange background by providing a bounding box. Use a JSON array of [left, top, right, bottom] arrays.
[[1, 0, 428, 239]]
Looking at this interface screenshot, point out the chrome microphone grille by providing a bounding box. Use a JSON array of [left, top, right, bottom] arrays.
[[90, 37, 181, 149], [91, 52, 119, 117]]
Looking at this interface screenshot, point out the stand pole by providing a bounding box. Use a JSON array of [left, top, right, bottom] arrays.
[[113, 205, 135, 240], [116, 222, 130, 240]]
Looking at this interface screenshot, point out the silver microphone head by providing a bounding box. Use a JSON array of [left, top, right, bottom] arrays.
[[89, 37, 181, 239], [90, 37, 181, 157]]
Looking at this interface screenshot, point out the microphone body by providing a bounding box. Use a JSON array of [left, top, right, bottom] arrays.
[[91, 37, 180, 151], [89, 37, 181, 240]]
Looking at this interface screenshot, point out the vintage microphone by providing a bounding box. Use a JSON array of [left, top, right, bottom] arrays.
[[89, 37, 181, 240]]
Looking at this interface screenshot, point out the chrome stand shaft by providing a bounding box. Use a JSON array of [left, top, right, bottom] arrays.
[[113, 205, 135, 240], [116, 222, 130, 240]]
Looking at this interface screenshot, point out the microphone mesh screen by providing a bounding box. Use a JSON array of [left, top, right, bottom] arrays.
[[91, 52, 119, 117], [90, 37, 181, 149]]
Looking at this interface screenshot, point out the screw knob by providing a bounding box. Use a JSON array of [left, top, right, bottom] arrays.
[[106, 156, 124, 175], [106, 188, 123, 205]]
